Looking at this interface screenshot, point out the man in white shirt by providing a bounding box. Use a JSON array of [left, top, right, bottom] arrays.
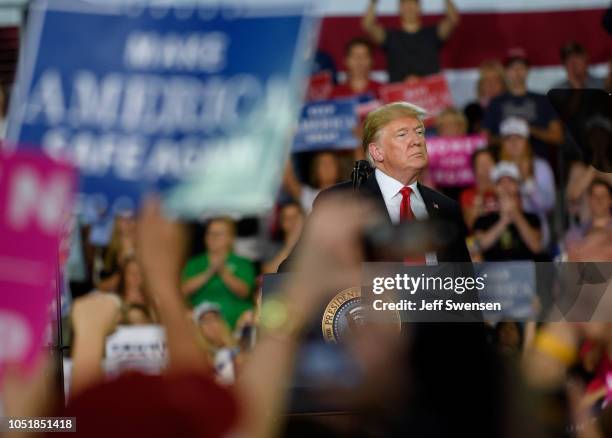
[[304, 101, 471, 264], [277, 103, 489, 438]]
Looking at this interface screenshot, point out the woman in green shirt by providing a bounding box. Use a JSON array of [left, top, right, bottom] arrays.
[[181, 218, 256, 329]]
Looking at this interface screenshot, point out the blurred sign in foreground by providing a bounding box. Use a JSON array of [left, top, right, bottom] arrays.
[[0, 150, 75, 388], [8, 0, 317, 217]]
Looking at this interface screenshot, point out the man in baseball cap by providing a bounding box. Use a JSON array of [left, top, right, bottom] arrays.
[[483, 47, 563, 159], [490, 160, 521, 183], [504, 47, 529, 68], [472, 161, 544, 261]]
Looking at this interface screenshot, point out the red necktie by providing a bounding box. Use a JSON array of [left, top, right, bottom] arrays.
[[399, 186, 415, 222], [399, 186, 426, 265]]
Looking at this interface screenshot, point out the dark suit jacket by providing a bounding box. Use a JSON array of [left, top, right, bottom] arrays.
[[278, 173, 499, 436], [313, 173, 472, 263], [279, 172, 471, 271]]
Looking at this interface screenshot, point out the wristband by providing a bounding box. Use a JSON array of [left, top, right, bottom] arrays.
[[259, 298, 304, 341], [534, 331, 578, 366]]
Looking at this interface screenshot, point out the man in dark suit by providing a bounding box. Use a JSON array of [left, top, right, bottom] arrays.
[[311, 161, 471, 263], [282, 101, 471, 268], [279, 102, 504, 437]]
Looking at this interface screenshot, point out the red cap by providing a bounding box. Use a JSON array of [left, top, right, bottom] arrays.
[[504, 47, 529, 67]]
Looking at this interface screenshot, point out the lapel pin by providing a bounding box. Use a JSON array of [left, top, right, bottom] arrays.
[[433, 203, 439, 209]]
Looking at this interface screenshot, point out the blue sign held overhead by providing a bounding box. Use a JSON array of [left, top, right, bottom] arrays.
[[293, 98, 359, 153], [8, 0, 316, 217]]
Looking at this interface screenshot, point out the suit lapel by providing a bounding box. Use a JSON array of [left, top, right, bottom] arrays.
[[418, 183, 440, 219]]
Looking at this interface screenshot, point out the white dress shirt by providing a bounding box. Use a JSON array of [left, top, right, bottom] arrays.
[[375, 169, 438, 264]]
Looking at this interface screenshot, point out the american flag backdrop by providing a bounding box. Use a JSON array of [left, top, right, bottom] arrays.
[[314, 0, 612, 107]]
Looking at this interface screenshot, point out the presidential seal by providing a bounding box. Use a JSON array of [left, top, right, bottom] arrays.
[[321, 287, 363, 343], [322, 287, 402, 343]]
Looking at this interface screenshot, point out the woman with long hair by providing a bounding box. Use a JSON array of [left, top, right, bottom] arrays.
[[499, 117, 555, 215], [116, 257, 154, 325], [104, 214, 137, 273], [283, 151, 342, 213]]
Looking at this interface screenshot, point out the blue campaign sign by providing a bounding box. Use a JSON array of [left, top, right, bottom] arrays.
[[8, 0, 316, 217], [293, 98, 359, 152], [475, 261, 537, 322]]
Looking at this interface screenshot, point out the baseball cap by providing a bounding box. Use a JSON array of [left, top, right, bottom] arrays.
[[504, 47, 529, 67], [500, 117, 529, 138], [193, 301, 222, 322], [491, 161, 521, 183]]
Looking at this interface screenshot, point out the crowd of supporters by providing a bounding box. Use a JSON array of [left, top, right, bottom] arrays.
[[5, 1, 609, 436]]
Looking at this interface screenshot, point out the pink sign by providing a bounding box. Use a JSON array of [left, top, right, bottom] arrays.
[[380, 74, 454, 126], [426, 135, 487, 187], [0, 150, 75, 386]]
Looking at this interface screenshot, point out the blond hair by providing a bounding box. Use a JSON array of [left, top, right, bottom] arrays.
[[362, 102, 427, 164], [435, 107, 468, 135], [477, 60, 506, 98]]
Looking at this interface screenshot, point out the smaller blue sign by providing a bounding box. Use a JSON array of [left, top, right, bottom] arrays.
[[475, 261, 537, 322], [293, 98, 358, 152]]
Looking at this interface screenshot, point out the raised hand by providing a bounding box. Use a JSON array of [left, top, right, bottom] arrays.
[[71, 292, 121, 339]]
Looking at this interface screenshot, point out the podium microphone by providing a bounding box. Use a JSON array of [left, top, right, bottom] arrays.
[[351, 160, 373, 191]]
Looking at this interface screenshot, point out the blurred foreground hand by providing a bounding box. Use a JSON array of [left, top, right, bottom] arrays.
[[284, 194, 371, 316]]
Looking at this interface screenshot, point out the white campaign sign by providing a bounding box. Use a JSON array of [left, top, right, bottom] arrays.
[[105, 325, 167, 376]]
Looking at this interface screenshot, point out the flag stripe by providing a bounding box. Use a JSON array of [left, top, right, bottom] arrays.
[[319, 9, 612, 70], [315, 0, 610, 16]]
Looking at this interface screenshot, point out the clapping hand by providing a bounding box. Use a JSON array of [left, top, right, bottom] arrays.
[[499, 194, 520, 224], [209, 253, 227, 273]]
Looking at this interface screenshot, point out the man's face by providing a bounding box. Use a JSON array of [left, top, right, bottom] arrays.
[[588, 184, 611, 218], [496, 177, 520, 198], [399, 0, 421, 22], [505, 61, 528, 89], [346, 44, 372, 78], [565, 54, 588, 82], [479, 71, 505, 100], [373, 116, 428, 176], [205, 221, 233, 253], [199, 312, 226, 347]]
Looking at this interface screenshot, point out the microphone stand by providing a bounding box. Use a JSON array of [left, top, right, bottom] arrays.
[[351, 160, 373, 191]]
